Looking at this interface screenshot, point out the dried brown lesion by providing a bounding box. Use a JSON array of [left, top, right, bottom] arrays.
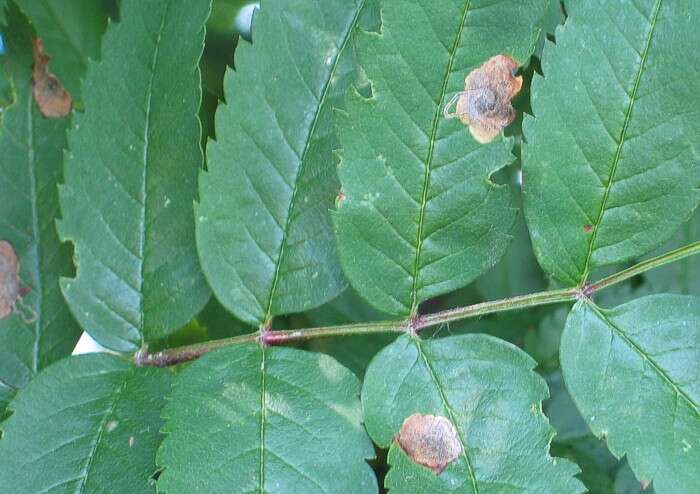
[[0, 240, 20, 320], [395, 413, 463, 475], [444, 54, 523, 144], [32, 38, 72, 118]]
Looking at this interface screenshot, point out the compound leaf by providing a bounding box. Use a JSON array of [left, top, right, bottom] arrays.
[[0, 353, 173, 493], [196, 0, 372, 326], [0, 5, 80, 415], [58, 0, 210, 352], [334, 0, 549, 316], [362, 334, 584, 493], [157, 344, 377, 493], [561, 295, 700, 494], [523, 0, 700, 285]]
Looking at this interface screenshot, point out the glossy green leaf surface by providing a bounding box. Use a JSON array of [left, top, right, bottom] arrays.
[[523, 0, 700, 285], [334, 0, 550, 316], [14, 0, 106, 99], [0, 354, 173, 493], [157, 344, 376, 493], [0, 6, 80, 415], [362, 334, 583, 493], [58, 0, 210, 352], [561, 295, 700, 493], [196, 0, 371, 326]]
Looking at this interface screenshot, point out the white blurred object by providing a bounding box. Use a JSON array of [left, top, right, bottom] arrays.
[[72, 331, 110, 355], [235, 3, 259, 41]]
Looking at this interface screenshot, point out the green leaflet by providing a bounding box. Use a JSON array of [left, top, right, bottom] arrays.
[[362, 334, 584, 493], [157, 344, 377, 493], [14, 0, 107, 99], [334, 0, 549, 316], [0, 354, 173, 493], [0, 0, 6, 25], [0, 6, 80, 415], [561, 295, 700, 493], [58, 0, 211, 352], [196, 0, 372, 326], [523, 0, 700, 286]]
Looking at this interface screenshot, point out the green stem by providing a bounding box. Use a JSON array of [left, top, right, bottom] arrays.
[[263, 321, 406, 345], [414, 287, 579, 330], [584, 239, 700, 294], [134, 333, 260, 367], [135, 240, 700, 367]]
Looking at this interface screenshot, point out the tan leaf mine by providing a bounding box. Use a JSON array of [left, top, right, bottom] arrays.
[[396, 413, 463, 474], [32, 38, 72, 118], [0, 240, 20, 320], [443, 54, 523, 144]]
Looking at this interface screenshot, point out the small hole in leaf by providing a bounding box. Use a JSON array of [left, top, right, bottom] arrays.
[[395, 413, 462, 475]]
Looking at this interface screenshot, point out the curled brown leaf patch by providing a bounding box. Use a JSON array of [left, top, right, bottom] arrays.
[[443, 54, 522, 144], [32, 38, 72, 118], [0, 240, 20, 320], [396, 413, 462, 474]]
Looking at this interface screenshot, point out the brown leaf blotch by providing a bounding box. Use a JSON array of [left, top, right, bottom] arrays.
[[395, 413, 462, 475], [32, 38, 72, 118], [0, 240, 20, 320], [444, 54, 522, 143]]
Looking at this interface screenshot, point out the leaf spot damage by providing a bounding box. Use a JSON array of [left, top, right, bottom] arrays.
[[395, 413, 462, 474], [0, 240, 20, 320], [32, 38, 72, 118], [443, 54, 522, 143]]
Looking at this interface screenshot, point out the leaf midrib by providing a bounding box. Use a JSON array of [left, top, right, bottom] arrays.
[[588, 301, 700, 416], [262, 0, 366, 324], [579, 0, 663, 284], [76, 369, 129, 494], [410, 0, 471, 314], [259, 346, 267, 492], [25, 87, 41, 374], [138, 5, 169, 340], [414, 338, 479, 493]]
